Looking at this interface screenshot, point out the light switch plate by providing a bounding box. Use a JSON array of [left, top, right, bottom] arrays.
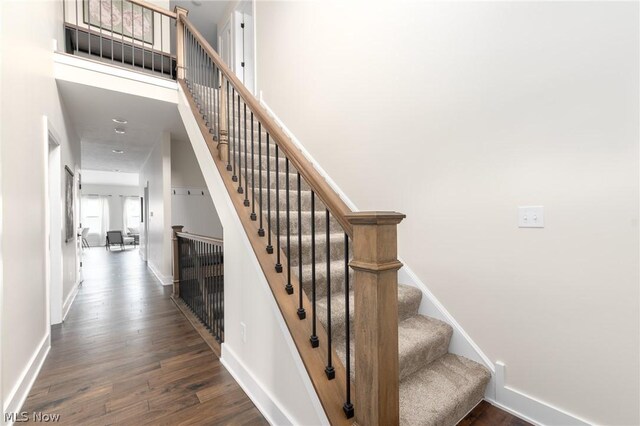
[[518, 206, 544, 228]]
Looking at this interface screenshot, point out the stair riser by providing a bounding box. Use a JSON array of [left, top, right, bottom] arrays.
[[300, 265, 351, 299], [261, 210, 344, 237], [285, 235, 348, 268], [316, 287, 423, 343]]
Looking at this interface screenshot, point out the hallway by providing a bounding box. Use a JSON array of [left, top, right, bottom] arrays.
[[21, 248, 267, 425]]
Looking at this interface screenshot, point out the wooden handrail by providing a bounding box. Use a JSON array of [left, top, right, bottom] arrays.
[[179, 15, 354, 237], [130, 0, 177, 19], [176, 231, 223, 246]]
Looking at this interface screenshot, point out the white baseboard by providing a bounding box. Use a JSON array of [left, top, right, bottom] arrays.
[[220, 345, 296, 426], [486, 362, 591, 426], [62, 279, 80, 322], [147, 261, 172, 286], [3, 333, 51, 425]]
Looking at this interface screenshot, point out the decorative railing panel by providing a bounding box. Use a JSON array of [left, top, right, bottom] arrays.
[[62, 0, 178, 78], [175, 231, 224, 343]]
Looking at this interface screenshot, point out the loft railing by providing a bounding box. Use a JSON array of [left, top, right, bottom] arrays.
[[62, 0, 177, 79], [176, 11, 406, 426], [172, 226, 224, 344]]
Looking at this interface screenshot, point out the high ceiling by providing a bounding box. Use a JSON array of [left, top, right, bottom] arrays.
[[171, 0, 232, 50], [57, 80, 188, 173]]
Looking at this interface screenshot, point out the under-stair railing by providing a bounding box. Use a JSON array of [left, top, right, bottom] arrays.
[[176, 11, 406, 426], [172, 226, 224, 344], [62, 0, 178, 79]]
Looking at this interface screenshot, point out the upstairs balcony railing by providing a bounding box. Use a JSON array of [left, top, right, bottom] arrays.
[[62, 0, 177, 79]]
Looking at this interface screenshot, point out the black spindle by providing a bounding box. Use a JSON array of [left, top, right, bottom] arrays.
[[343, 234, 354, 418], [243, 103, 249, 204], [250, 112, 256, 219], [297, 173, 305, 319], [310, 192, 319, 347], [274, 144, 281, 268], [225, 81, 231, 170], [237, 94, 243, 193], [258, 123, 265, 236], [325, 210, 335, 380], [232, 88, 237, 181], [284, 159, 293, 294], [266, 134, 274, 255]]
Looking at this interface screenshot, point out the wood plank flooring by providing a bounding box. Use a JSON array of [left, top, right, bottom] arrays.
[[459, 401, 532, 426], [21, 248, 267, 425]]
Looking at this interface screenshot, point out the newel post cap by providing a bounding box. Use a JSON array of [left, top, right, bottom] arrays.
[[172, 225, 184, 236], [345, 211, 406, 226], [174, 6, 189, 16]]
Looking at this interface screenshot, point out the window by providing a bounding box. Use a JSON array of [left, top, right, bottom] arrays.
[[123, 196, 141, 233]]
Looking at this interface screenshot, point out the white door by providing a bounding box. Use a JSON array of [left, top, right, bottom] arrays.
[[239, 11, 255, 93], [47, 137, 63, 325], [219, 18, 232, 69]]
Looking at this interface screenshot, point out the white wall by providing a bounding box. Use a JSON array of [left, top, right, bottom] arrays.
[[255, 2, 640, 425], [1, 0, 81, 416], [171, 138, 223, 237], [140, 132, 172, 284]]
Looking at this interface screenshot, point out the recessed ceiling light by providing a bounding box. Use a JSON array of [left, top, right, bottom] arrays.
[[112, 149, 124, 154], [112, 118, 127, 124], [114, 128, 126, 134]]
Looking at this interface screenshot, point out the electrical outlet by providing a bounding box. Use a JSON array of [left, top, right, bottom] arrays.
[[518, 206, 544, 228], [240, 322, 246, 343]]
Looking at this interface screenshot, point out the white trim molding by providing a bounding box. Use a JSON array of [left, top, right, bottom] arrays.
[[62, 279, 81, 322], [487, 362, 592, 426], [3, 333, 51, 425], [147, 261, 173, 286]]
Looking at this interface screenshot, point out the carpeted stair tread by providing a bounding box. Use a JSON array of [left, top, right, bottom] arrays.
[[333, 313, 454, 381], [316, 284, 423, 340], [399, 353, 491, 426], [318, 283, 422, 328], [398, 315, 453, 381]]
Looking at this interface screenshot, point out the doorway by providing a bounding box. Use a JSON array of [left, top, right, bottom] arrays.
[[218, 2, 255, 94], [47, 133, 63, 325]]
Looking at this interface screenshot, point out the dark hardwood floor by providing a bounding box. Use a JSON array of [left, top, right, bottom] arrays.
[[22, 248, 267, 425], [459, 401, 532, 426]]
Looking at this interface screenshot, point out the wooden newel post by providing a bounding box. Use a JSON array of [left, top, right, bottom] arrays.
[[218, 75, 229, 163], [345, 211, 405, 426], [174, 7, 189, 80], [172, 225, 184, 297]]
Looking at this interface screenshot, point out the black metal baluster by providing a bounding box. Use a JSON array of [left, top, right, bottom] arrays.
[[285, 158, 293, 295], [257, 122, 264, 233], [208, 242, 213, 332], [250, 112, 256, 218], [237, 94, 244, 194], [232, 88, 237, 181], [266, 134, 273, 255], [310, 192, 319, 347], [325, 210, 335, 380], [216, 244, 221, 341], [242, 102, 249, 203], [226, 80, 232, 171], [297, 172, 305, 319], [343, 234, 354, 418], [274, 143, 281, 268], [199, 241, 204, 322], [160, 13, 163, 75]]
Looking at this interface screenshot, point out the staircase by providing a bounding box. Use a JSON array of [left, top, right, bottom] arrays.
[[175, 9, 490, 426]]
